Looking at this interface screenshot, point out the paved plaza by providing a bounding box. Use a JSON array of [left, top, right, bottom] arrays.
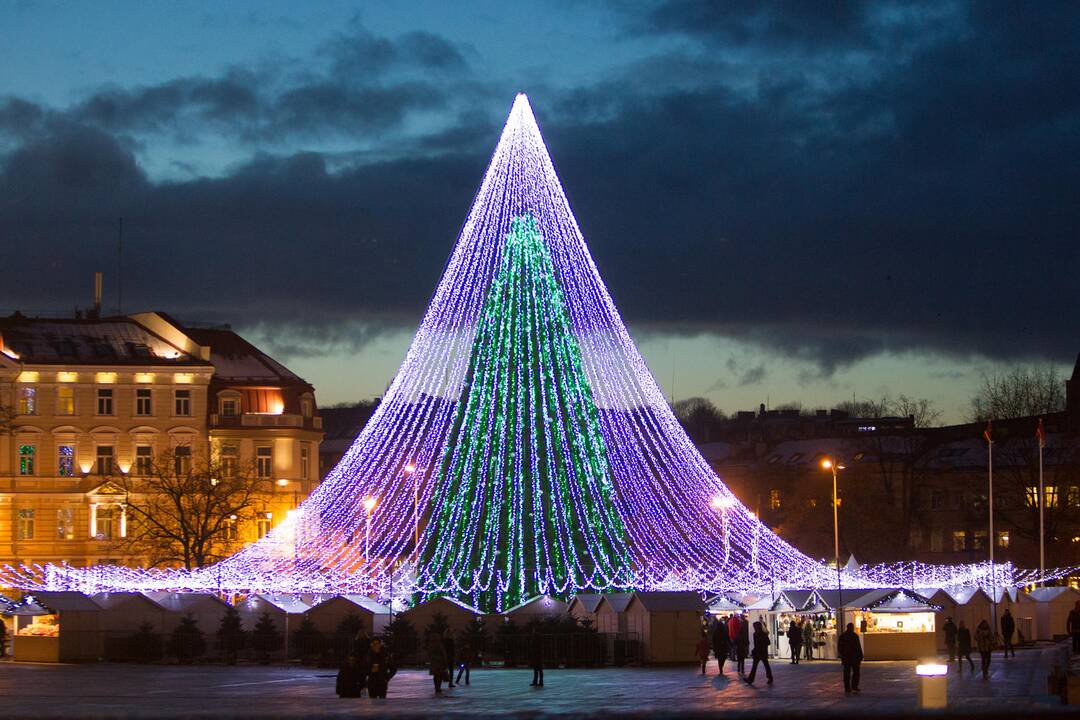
[[0, 646, 1072, 718]]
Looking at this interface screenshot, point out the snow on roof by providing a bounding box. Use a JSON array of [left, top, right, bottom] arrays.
[[569, 593, 603, 613], [630, 591, 706, 613], [597, 592, 634, 613], [0, 317, 205, 366], [31, 591, 103, 612]]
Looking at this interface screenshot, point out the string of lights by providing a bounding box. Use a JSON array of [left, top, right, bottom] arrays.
[[1, 94, 1069, 609]]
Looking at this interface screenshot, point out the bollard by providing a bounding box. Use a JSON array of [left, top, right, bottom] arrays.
[[916, 662, 948, 709]]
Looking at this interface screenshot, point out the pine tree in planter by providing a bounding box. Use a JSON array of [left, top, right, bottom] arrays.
[[424, 611, 449, 639], [383, 615, 417, 665], [216, 606, 246, 665], [291, 615, 323, 664], [130, 622, 163, 663], [168, 614, 206, 664], [334, 612, 363, 662], [251, 612, 283, 665]]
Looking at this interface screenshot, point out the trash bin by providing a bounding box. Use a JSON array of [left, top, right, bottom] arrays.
[[916, 662, 948, 709]]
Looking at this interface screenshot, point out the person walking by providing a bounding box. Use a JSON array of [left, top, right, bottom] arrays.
[[1000, 609, 1016, 658], [943, 617, 957, 662], [696, 630, 712, 675], [975, 619, 994, 680], [727, 613, 742, 662], [428, 632, 449, 694], [456, 639, 475, 686], [744, 621, 773, 685], [787, 621, 803, 665], [366, 638, 393, 699], [838, 623, 863, 694], [712, 616, 731, 674], [336, 653, 366, 698], [1068, 601, 1080, 655], [529, 627, 545, 688], [736, 615, 750, 677], [443, 628, 457, 688], [803, 622, 815, 661], [956, 620, 974, 674]]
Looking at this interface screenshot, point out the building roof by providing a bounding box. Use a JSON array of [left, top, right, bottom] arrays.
[[0, 315, 209, 367], [629, 591, 706, 613], [181, 326, 310, 387]]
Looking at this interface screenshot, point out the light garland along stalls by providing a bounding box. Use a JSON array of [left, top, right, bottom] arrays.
[[0, 95, 1067, 607]]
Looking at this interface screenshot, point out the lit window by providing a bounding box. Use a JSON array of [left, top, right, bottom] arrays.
[[136, 388, 153, 416], [1047, 486, 1059, 508], [1027, 486, 1059, 508], [257, 514, 272, 537], [256, 446, 272, 478], [223, 517, 238, 541], [18, 386, 36, 415], [769, 489, 781, 510], [18, 508, 34, 540], [997, 531, 1010, 548], [56, 386, 75, 415], [18, 444, 35, 475], [57, 444, 75, 477], [220, 397, 239, 417], [97, 388, 114, 415], [96, 446, 114, 476], [96, 506, 115, 540], [220, 444, 238, 477], [135, 446, 153, 476], [174, 389, 191, 416], [174, 446, 192, 476], [301, 445, 310, 481], [57, 508, 75, 540], [952, 530, 967, 552], [972, 530, 987, 551], [1070, 487, 1080, 509]]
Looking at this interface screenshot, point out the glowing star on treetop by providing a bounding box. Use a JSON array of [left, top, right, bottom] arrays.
[[0, 94, 1060, 607]]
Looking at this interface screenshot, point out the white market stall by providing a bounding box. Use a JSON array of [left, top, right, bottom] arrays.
[[1028, 586, 1080, 641], [849, 588, 939, 660]]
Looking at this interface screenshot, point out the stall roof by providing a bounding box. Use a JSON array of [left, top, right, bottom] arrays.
[[707, 593, 746, 612], [249, 595, 312, 614], [629, 591, 706, 613], [311, 595, 391, 615], [848, 588, 940, 612], [569, 593, 603, 614], [597, 593, 634, 613], [143, 592, 230, 613], [502, 594, 569, 615], [948, 587, 993, 606], [29, 591, 103, 612], [771, 590, 814, 612], [1027, 586, 1080, 603]]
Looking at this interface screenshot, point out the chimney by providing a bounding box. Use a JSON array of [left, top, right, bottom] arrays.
[[92, 272, 103, 318]]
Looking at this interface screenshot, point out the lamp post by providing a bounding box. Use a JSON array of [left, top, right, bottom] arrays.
[[405, 463, 418, 551], [711, 495, 734, 562], [821, 458, 845, 629], [363, 496, 377, 561]]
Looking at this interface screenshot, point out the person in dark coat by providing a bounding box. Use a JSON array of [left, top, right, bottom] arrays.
[[428, 632, 449, 694], [443, 628, 457, 688], [803, 622, 815, 661], [736, 615, 750, 676], [529, 627, 544, 687], [351, 629, 371, 659], [744, 621, 773, 685], [975, 619, 994, 680], [336, 653, 366, 698], [366, 638, 393, 698], [712, 617, 731, 674], [787, 621, 803, 665], [956, 620, 974, 673], [943, 617, 957, 661], [695, 630, 712, 674], [837, 623, 863, 694], [1000, 609, 1016, 658], [456, 639, 475, 686], [1069, 601, 1080, 655]]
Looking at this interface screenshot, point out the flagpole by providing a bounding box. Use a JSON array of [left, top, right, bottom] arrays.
[[1039, 421, 1045, 582], [987, 422, 997, 631]]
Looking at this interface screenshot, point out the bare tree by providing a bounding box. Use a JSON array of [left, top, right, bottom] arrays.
[[116, 449, 273, 569], [970, 365, 1065, 421], [671, 396, 726, 443]]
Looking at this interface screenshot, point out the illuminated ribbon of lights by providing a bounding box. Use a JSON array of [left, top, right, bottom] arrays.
[[1, 94, 1070, 608]]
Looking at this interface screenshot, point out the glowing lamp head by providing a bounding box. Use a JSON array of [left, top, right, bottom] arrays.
[[363, 497, 377, 512], [916, 663, 948, 677], [821, 459, 833, 470], [404, 463, 416, 474], [276, 478, 289, 487], [711, 496, 734, 510]]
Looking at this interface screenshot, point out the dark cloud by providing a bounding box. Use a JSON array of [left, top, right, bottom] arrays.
[[1, 1, 1078, 373]]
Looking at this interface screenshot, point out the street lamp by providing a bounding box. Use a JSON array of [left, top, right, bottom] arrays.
[[821, 457, 846, 629], [363, 496, 377, 561]]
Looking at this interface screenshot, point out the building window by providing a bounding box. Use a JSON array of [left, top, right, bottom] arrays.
[[949, 491, 965, 510], [220, 445, 238, 478], [257, 513, 272, 537], [18, 508, 35, 540], [931, 490, 946, 510], [1027, 486, 1059, 508], [97, 388, 114, 415], [301, 398, 313, 418], [769, 489, 781, 510], [56, 386, 75, 415], [952, 530, 967, 552], [174, 445, 192, 476], [1069, 486, 1080, 508], [909, 528, 923, 550], [972, 530, 987, 551], [220, 397, 239, 417], [18, 386, 36, 415], [301, 445, 310, 481], [930, 530, 944, 552], [96, 506, 115, 540], [58, 444, 75, 476], [174, 389, 191, 416], [96, 446, 114, 476], [256, 446, 272, 478], [997, 530, 1010, 548], [57, 508, 75, 540], [18, 444, 35, 475], [135, 446, 153, 476], [136, 388, 153, 416], [223, 516, 238, 541]]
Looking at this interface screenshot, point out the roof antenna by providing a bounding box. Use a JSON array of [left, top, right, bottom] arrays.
[[117, 217, 123, 315]]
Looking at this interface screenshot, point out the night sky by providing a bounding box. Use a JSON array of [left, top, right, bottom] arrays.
[[1, 1, 1077, 422]]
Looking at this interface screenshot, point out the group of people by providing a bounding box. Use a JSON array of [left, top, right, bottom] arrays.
[[426, 628, 478, 693], [335, 630, 394, 699], [696, 614, 865, 694], [941, 608, 1018, 681]]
